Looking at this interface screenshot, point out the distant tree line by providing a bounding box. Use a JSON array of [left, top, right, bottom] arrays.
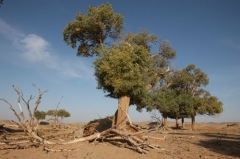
[[34, 109, 70, 121]]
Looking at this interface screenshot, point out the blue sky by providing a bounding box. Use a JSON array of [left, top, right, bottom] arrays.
[[0, 0, 239, 123]]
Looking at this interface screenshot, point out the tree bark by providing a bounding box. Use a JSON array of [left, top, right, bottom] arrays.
[[112, 95, 130, 130], [181, 118, 184, 128], [191, 115, 196, 130]]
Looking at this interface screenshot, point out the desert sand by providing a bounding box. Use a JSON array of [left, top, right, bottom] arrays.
[[0, 120, 240, 159]]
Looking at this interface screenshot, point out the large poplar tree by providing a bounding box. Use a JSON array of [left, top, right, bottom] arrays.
[[63, 3, 176, 129]]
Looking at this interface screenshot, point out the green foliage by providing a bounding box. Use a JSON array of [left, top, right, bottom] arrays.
[[171, 64, 209, 96], [200, 92, 223, 116], [46, 109, 56, 116], [94, 29, 176, 109], [183, 64, 209, 95], [63, 3, 223, 126], [124, 29, 157, 52], [57, 109, 71, 119], [63, 3, 176, 113], [168, 65, 223, 120], [34, 110, 46, 121], [176, 91, 194, 117], [94, 32, 152, 99], [170, 65, 209, 115], [205, 96, 223, 115], [46, 109, 70, 120], [148, 89, 178, 115], [150, 63, 223, 123], [63, 3, 124, 57]]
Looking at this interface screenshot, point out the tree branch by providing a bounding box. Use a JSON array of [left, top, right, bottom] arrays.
[[12, 85, 26, 122], [0, 98, 22, 124]]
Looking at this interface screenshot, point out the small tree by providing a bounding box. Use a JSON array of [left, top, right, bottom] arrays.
[[47, 109, 70, 122], [57, 109, 71, 120], [35, 110, 47, 121]]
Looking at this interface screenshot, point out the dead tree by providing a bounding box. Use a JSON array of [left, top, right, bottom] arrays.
[[0, 84, 53, 144]]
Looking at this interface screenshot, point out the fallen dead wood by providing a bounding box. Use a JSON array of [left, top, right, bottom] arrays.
[[0, 85, 165, 154], [64, 133, 101, 144], [0, 125, 165, 154], [0, 118, 165, 153]]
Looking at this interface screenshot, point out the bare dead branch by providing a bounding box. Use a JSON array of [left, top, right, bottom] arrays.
[[48, 96, 64, 126], [0, 99, 24, 130], [12, 85, 26, 122], [1, 84, 51, 145], [118, 105, 132, 126], [127, 136, 148, 154], [55, 96, 64, 112], [21, 93, 34, 118], [64, 133, 101, 144], [31, 84, 48, 124]]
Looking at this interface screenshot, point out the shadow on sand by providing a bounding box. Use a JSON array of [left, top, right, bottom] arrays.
[[196, 133, 240, 158]]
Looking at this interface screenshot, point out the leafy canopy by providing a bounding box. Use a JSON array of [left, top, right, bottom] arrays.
[[63, 3, 176, 113], [34, 110, 47, 121], [149, 89, 178, 115], [169, 65, 223, 117], [63, 3, 124, 57], [57, 109, 71, 119], [197, 92, 223, 116], [94, 30, 156, 99], [47, 109, 70, 119]]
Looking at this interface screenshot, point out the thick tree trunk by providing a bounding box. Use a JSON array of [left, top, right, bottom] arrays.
[[112, 95, 130, 130], [191, 115, 196, 130], [181, 118, 184, 128], [175, 116, 179, 128]]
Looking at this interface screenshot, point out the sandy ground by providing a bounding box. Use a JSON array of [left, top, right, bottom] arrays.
[[0, 120, 240, 159]]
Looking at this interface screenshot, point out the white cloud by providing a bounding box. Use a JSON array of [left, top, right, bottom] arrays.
[[0, 18, 25, 40], [0, 18, 93, 79], [21, 34, 51, 62]]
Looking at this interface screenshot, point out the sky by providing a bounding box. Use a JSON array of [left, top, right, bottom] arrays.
[[0, 0, 239, 123]]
